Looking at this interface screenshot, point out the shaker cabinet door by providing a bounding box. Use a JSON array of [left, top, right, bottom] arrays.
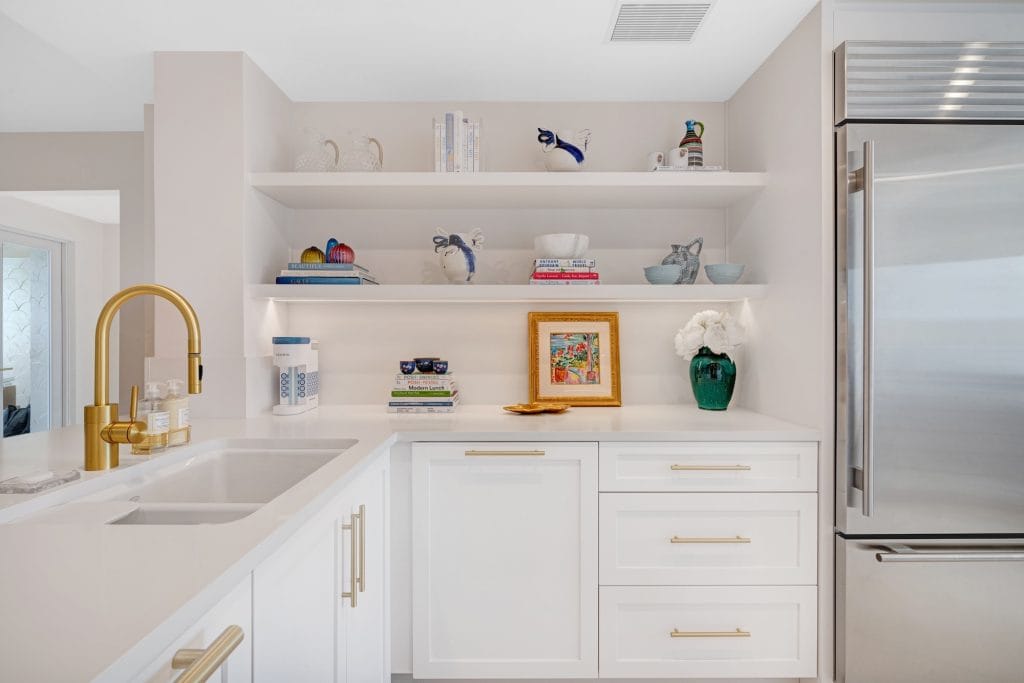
[[412, 442, 599, 679]]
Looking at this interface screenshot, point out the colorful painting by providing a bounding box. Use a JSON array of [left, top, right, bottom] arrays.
[[549, 332, 600, 385]]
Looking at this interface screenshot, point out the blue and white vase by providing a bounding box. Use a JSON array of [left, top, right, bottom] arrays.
[[433, 228, 485, 284], [537, 128, 591, 172]]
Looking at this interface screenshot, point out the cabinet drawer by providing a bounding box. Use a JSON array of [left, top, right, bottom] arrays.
[[600, 493, 817, 585], [600, 442, 817, 492], [599, 585, 817, 679]]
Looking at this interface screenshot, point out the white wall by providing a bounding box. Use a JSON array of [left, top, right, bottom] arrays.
[[0, 132, 145, 407], [0, 196, 120, 420], [833, 0, 1024, 45]]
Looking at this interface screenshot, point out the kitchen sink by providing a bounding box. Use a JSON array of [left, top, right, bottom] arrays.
[[9, 438, 357, 525], [108, 503, 261, 525]]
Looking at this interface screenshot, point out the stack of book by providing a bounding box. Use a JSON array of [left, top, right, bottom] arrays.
[[529, 258, 600, 286], [388, 374, 460, 414], [276, 262, 380, 285], [433, 111, 481, 172]]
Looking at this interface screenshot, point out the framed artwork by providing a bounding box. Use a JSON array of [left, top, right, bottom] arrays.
[[528, 312, 621, 406]]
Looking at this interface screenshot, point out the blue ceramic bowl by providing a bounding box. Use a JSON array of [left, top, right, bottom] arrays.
[[432, 360, 449, 375], [644, 264, 684, 285], [414, 357, 439, 373], [704, 263, 745, 285], [399, 360, 416, 374]]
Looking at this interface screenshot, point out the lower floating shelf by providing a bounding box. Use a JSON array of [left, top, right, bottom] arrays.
[[250, 284, 765, 303]]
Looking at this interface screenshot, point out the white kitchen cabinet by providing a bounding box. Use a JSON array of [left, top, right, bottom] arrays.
[[411, 441, 598, 679], [599, 492, 817, 586], [599, 441, 818, 492], [137, 575, 252, 683], [253, 453, 389, 683], [338, 453, 390, 683], [599, 585, 817, 679]]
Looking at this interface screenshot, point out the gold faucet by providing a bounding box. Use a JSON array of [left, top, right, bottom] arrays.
[[84, 284, 202, 471]]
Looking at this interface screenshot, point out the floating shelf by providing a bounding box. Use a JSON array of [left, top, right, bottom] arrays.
[[250, 284, 766, 303], [248, 171, 767, 210]]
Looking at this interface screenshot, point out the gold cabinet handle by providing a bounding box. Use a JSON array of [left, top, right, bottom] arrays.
[[357, 503, 366, 593], [671, 628, 750, 638], [341, 509, 360, 607], [464, 449, 545, 456], [670, 464, 751, 471], [171, 625, 244, 683], [671, 535, 751, 544]]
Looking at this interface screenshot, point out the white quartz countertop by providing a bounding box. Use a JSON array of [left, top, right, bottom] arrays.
[[0, 404, 816, 682]]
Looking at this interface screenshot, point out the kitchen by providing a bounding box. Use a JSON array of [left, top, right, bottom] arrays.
[[0, 1, 1022, 682]]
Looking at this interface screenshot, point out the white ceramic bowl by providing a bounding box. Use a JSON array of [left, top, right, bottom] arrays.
[[644, 264, 684, 285], [534, 233, 590, 258], [704, 263, 745, 284]]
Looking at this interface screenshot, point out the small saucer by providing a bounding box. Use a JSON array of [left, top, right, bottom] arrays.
[[502, 402, 570, 415]]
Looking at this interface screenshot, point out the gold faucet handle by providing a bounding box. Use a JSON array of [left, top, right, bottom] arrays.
[[99, 385, 146, 445]]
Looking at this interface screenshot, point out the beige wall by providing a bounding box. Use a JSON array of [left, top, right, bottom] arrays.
[[0, 132, 147, 410]]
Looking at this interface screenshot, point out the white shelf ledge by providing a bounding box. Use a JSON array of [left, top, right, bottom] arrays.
[[248, 171, 767, 209], [250, 284, 766, 303]]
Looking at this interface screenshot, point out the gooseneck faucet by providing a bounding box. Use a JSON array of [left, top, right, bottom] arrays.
[[84, 284, 202, 471]]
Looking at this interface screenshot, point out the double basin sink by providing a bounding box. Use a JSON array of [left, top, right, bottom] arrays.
[[10, 438, 357, 526]]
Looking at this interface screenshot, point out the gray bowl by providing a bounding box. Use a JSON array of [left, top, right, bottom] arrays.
[[704, 263, 745, 284], [644, 264, 684, 285]]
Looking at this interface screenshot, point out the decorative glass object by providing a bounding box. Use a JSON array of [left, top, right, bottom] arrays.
[[689, 346, 736, 410], [338, 132, 383, 171], [294, 129, 340, 172]]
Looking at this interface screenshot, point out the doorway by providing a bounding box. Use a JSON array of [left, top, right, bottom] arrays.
[[0, 227, 65, 437]]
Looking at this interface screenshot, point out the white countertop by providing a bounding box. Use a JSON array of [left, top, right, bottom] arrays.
[[0, 404, 817, 682]]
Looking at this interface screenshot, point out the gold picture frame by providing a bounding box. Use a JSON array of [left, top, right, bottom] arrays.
[[528, 312, 621, 406]]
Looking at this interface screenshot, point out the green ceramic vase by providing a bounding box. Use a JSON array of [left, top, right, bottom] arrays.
[[689, 346, 736, 411]]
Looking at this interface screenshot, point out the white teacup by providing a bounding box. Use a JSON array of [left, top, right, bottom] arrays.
[[666, 147, 688, 168]]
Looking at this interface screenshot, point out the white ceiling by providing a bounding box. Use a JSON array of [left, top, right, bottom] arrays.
[[0, 0, 818, 132], [0, 191, 120, 224]]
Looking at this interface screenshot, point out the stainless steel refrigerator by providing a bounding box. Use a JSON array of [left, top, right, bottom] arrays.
[[835, 41, 1024, 683]]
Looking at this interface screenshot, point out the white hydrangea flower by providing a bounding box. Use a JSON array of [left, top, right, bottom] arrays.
[[673, 309, 745, 360]]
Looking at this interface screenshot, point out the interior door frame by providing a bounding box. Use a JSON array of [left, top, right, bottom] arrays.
[[0, 226, 71, 432]]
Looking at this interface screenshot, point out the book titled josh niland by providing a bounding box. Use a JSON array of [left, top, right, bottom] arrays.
[[276, 276, 380, 285]]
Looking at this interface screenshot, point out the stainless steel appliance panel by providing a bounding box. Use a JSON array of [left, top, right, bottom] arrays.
[[836, 537, 1024, 683], [836, 122, 1024, 535]]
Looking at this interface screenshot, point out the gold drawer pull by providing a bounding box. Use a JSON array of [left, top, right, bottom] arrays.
[[671, 464, 751, 471], [465, 449, 545, 456], [358, 503, 366, 593], [341, 508, 361, 607], [671, 535, 751, 544], [671, 628, 751, 638], [172, 625, 244, 683]]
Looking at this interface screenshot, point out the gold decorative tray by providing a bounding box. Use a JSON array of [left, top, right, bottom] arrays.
[[502, 402, 570, 415]]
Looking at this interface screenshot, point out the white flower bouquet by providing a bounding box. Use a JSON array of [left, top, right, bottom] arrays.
[[674, 309, 745, 361]]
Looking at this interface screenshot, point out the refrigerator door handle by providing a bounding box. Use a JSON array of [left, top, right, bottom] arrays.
[[848, 139, 876, 517], [876, 544, 1024, 563]]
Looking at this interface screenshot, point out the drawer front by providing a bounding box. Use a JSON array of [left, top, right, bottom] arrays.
[[599, 585, 817, 679], [600, 441, 817, 492], [600, 492, 817, 585]]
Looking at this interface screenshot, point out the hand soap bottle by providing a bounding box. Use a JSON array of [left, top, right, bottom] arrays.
[[132, 382, 169, 455], [164, 378, 191, 447]]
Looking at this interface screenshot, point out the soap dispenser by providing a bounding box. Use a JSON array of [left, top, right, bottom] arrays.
[[132, 382, 170, 455], [164, 378, 191, 447]]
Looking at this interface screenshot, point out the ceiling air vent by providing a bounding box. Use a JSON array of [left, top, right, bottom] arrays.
[[609, 2, 712, 43]]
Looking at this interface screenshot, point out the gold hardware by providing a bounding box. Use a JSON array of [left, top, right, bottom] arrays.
[[84, 284, 202, 471], [671, 535, 751, 544], [670, 464, 751, 471], [464, 449, 546, 456], [671, 628, 750, 638], [171, 624, 244, 682], [358, 504, 366, 593], [342, 509, 360, 607]]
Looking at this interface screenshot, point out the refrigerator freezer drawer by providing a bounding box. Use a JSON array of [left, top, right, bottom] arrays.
[[599, 585, 817, 679], [837, 536, 1024, 683], [599, 492, 817, 585]]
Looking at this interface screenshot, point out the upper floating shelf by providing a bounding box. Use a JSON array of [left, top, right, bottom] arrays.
[[248, 171, 767, 210], [250, 284, 765, 304]]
